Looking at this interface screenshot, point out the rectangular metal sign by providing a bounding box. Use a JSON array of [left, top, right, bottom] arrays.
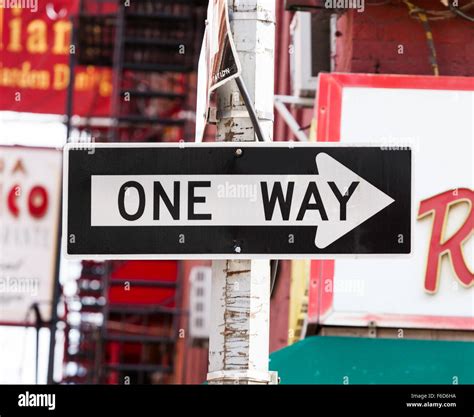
[[63, 143, 411, 259]]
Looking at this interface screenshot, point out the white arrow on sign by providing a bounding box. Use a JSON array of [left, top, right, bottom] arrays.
[[90, 153, 394, 249], [313, 153, 394, 248]]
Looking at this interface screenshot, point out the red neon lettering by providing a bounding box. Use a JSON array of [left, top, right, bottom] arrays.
[[418, 189, 473, 293], [28, 185, 48, 219], [7, 184, 20, 217], [6, 184, 49, 219]]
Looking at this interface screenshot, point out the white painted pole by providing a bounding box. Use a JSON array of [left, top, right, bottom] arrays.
[[207, 0, 276, 385]]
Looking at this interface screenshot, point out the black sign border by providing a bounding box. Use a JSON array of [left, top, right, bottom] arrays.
[[64, 143, 411, 258]]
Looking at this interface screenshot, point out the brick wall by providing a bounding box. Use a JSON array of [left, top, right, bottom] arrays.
[[335, 1, 474, 76]]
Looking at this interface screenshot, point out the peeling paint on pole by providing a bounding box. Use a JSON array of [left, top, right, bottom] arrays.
[[209, 260, 271, 383], [207, 0, 276, 384]]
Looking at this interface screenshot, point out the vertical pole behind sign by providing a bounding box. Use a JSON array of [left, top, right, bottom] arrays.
[[207, 0, 276, 384], [47, 15, 77, 382]]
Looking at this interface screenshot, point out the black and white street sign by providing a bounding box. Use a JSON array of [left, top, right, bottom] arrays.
[[63, 143, 411, 259]]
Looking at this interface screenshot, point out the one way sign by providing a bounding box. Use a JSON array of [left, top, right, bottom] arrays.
[[63, 143, 411, 259]]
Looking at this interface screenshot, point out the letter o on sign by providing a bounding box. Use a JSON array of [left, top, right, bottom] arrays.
[[118, 181, 146, 221], [28, 186, 48, 219]]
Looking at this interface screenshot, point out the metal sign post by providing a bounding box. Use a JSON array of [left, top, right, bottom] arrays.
[[207, 0, 276, 385]]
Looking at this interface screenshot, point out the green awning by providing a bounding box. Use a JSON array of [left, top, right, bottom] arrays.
[[269, 336, 474, 384]]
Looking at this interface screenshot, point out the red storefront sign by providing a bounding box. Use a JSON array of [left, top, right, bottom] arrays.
[[0, 1, 112, 116], [309, 73, 474, 331]]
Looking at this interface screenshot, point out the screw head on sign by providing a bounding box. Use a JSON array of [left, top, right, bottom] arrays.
[[234, 148, 243, 157]]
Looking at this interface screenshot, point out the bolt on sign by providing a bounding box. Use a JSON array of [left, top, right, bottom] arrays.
[[63, 143, 411, 259], [0, 146, 62, 324], [0, 1, 112, 115]]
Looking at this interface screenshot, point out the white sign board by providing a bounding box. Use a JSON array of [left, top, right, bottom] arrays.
[[312, 73, 473, 330], [0, 146, 62, 324]]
